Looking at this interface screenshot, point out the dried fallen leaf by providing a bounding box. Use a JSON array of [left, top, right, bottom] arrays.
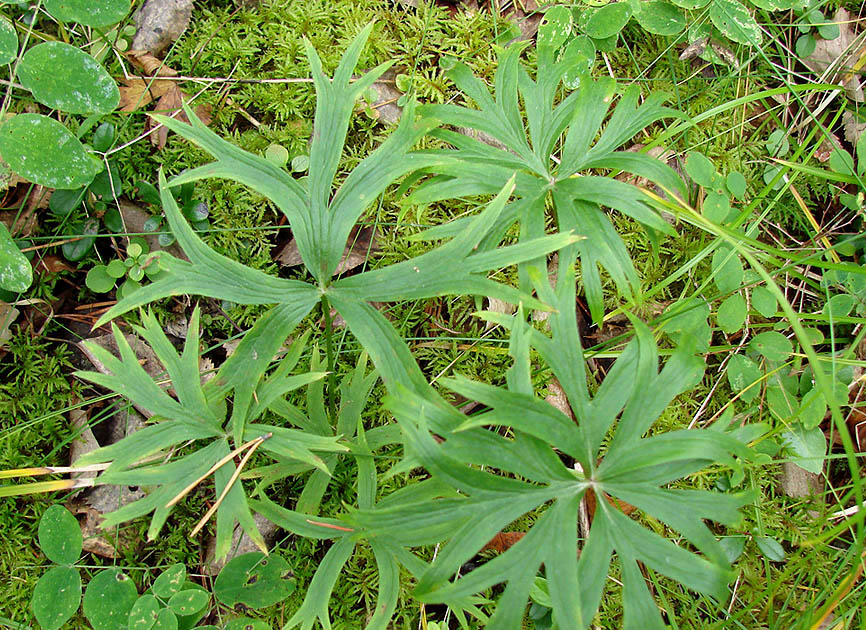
[[117, 76, 175, 112], [802, 9, 865, 102], [131, 0, 193, 57], [481, 531, 526, 553], [843, 111, 866, 146], [146, 84, 213, 150], [0, 301, 19, 349], [275, 224, 379, 275], [126, 49, 178, 76]]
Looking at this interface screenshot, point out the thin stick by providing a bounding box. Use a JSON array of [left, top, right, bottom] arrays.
[[190, 433, 270, 537], [164, 435, 264, 509]]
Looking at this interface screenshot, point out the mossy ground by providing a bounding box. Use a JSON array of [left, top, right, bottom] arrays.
[[1, 0, 864, 628]]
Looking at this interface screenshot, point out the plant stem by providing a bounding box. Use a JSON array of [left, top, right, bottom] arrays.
[[321, 295, 337, 424]]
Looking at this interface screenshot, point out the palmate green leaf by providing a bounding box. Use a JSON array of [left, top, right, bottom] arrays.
[[412, 47, 681, 322], [356, 260, 749, 629]]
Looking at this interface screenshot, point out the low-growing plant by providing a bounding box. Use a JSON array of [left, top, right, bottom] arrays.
[[3, 23, 822, 630]]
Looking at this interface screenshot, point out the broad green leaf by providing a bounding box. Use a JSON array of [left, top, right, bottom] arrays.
[[824, 293, 855, 317], [38, 505, 81, 565], [685, 151, 716, 188], [0, 114, 102, 188], [726, 171, 747, 199], [0, 222, 31, 293], [214, 552, 295, 609], [167, 590, 209, 617], [152, 608, 177, 630], [0, 16, 17, 64], [798, 387, 827, 430], [765, 129, 789, 158], [580, 3, 633, 39], [669, 0, 711, 8], [703, 191, 732, 223], [634, 1, 685, 35], [44, 0, 130, 26], [711, 246, 744, 294], [754, 536, 785, 561], [86, 264, 116, 293], [538, 5, 572, 51], [710, 0, 762, 45], [719, 536, 746, 563], [751, 285, 777, 317], [83, 569, 138, 630], [780, 424, 826, 474], [31, 566, 81, 630], [727, 354, 761, 401], [750, 331, 793, 362], [18, 42, 119, 114], [153, 564, 186, 599], [128, 594, 159, 630], [717, 293, 746, 334]]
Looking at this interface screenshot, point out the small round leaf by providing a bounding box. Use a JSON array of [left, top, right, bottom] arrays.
[[823, 293, 855, 318], [214, 552, 295, 609], [750, 286, 777, 318], [580, 3, 632, 39], [32, 566, 81, 630], [703, 191, 731, 223], [152, 607, 178, 630], [85, 265, 116, 293], [727, 354, 761, 401], [18, 42, 119, 114], [0, 16, 18, 64], [49, 187, 86, 216], [264, 144, 289, 168], [167, 589, 209, 617], [538, 5, 573, 50], [291, 155, 310, 173], [62, 219, 99, 262], [754, 536, 785, 562], [92, 122, 115, 153], [38, 505, 82, 565], [719, 536, 746, 563], [634, 1, 685, 35], [716, 293, 746, 334], [750, 331, 793, 362], [685, 151, 716, 188], [725, 171, 747, 200], [128, 594, 159, 630], [152, 563, 186, 599], [83, 569, 138, 630], [711, 247, 744, 294], [44, 0, 130, 27], [0, 222, 32, 293], [709, 0, 762, 46], [0, 114, 102, 189]]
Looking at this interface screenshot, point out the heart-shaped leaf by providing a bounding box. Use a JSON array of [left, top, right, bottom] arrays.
[[83, 569, 138, 630]]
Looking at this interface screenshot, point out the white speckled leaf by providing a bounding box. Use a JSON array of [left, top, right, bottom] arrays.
[[0, 222, 32, 293], [635, 1, 686, 35], [0, 16, 18, 65], [710, 0, 763, 45], [44, 0, 130, 27], [18, 42, 119, 114], [0, 114, 102, 189]]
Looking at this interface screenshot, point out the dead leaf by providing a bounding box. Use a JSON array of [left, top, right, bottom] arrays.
[[117, 76, 175, 112], [544, 378, 574, 421], [481, 531, 525, 553], [843, 111, 866, 146], [802, 9, 865, 102], [484, 297, 515, 331], [146, 85, 213, 150], [126, 50, 178, 76], [815, 134, 843, 162], [0, 301, 19, 349], [507, 0, 542, 42], [34, 255, 75, 275], [131, 0, 193, 57], [275, 224, 379, 275]]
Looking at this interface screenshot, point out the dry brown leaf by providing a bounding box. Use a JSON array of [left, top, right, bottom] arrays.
[[544, 378, 574, 421], [276, 224, 379, 275], [481, 531, 525, 553], [131, 0, 193, 56], [34, 255, 75, 275], [126, 50, 178, 76], [0, 301, 19, 350], [117, 76, 175, 112], [843, 111, 866, 146], [146, 85, 213, 150], [802, 9, 865, 102]]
